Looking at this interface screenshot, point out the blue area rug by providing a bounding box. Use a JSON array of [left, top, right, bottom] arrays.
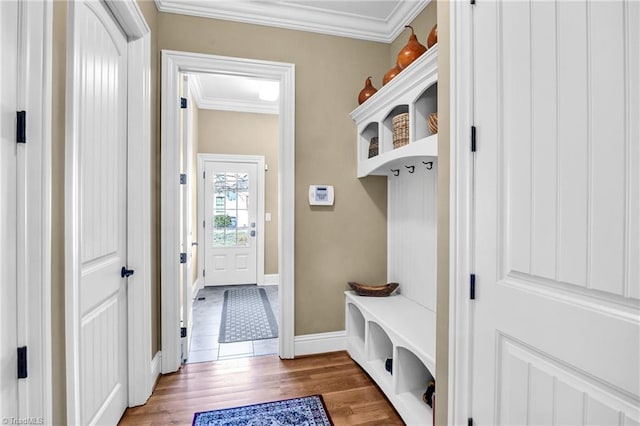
[[218, 287, 278, 343], [192, 395, 333, 426]]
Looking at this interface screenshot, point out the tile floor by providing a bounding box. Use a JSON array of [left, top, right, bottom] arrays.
[[186, 284, 279, 364]]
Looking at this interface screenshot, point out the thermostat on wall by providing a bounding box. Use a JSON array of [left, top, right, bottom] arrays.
[[308, 185, 334, 206]]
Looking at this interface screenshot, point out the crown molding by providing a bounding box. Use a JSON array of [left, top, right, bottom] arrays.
[[189, 74, 279, 114], [154, 0, 429, 43]]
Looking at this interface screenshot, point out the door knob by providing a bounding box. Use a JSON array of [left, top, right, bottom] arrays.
[[121, 266, 135, 278], [250, 230, 256, 237]]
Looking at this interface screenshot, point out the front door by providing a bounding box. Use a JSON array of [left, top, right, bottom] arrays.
[[204, 160, 259, 285], [72, 1, 129, 423], [0, 0, 19, 418], [471, 1, 639, 424]]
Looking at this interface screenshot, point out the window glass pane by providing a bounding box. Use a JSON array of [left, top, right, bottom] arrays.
[[211, 171, 250, 247]]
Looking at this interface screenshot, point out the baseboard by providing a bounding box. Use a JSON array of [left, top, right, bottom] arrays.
[[150, 351, 162, 391], [262, 274, 279, 286], [294, 331, 346, 356]]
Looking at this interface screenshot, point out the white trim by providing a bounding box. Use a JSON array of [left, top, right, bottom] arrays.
[[197, 154, 266, 287], [189, 74, 279, 115], [294, 331, 346, 356], [150, 351, 162, 389], [448, 1, 474, 425], [263, 274, 279, 286], [162, 50, 296, 373], [153, 0, 429, 43], [13, 0, 53, 420], [65, 0, 152, 421]]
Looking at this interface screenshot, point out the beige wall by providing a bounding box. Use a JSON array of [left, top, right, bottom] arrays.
[[197, 110, 279, 275], [51, 3, 67, 424], [389, 3, 437, 69], [435, 1, 450, 424], [158, 12, 390, 335]]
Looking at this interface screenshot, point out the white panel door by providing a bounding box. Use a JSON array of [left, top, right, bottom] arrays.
[[204, 160, 258, 285], [75, 1, 129, 423], [471, 1, 639, 424], [0, 0, 19, 419]]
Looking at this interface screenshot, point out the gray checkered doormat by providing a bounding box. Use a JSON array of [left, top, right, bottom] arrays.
[[218, 287, 278, 343]]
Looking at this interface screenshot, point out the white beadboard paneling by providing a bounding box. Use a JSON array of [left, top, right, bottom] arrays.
[[530, 0, 558, 281], [503, 2, 532, 275], [498, 336, 637, 426], [557, 1, 589, 288], [387, 163, 436, 311], [589, 1, 626, 295], [555, 381, 584, 425]]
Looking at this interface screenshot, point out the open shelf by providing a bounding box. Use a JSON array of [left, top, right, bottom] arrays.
[[346, 303, 366, 359], [351, 45, 438, 179], [345, 291, 436, 425]]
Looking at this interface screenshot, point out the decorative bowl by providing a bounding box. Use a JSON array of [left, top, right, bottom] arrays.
[[348, 282, 399, 297]]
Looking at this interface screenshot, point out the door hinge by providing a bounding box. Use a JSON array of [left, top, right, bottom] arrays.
[[470, 0, 476, 5], [180, 253, 187, 264], [17, 346, 27, 379], [16, 111, 26, 144], [468, 418, 474, 426], [180, 173, 187, 185], [180, 97, 187, 109], [203, 269, 205, 277], [470, 274, 476, 300], [203, 171, 205, 179], [181, 327, 187, 338], [471, 125, 477, 152]]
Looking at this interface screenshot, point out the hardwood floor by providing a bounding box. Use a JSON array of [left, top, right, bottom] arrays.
[[119, 351, 403, 425]]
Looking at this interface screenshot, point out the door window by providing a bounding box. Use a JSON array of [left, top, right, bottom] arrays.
[[213, 172, 250, 247]]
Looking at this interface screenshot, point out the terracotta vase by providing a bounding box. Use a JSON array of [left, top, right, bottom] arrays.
[[383, 63, 402, 86], [427, 24, 438, 49], [397, 25, 427, 70], [358, 76, 377, 105]]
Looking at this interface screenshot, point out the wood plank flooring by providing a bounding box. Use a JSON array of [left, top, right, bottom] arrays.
[[119, 351, 403, 425]]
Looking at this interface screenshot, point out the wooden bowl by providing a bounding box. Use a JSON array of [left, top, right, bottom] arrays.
[[348, 282, 399, 297]]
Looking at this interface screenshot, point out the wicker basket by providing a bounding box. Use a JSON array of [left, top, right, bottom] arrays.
[[392, 113, 409, 149], [428, 112, 438, 134], [368, 137, 379, 158]]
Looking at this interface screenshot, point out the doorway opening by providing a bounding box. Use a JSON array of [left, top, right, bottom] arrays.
[[161, 50, 295, 373]]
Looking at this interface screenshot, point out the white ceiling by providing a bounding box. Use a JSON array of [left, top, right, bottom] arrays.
[[178, 1, 431, 114], [189, 73, 280, 114], [154, 0, 429, 43]]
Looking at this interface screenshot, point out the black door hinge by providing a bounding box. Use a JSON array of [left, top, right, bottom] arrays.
[[17, 346, 27, 379], [471, 126, 477, 152], [181, 327, 187, 338], [470, 274, 476, 300], [16, 111, 26, 144], [470, 0, 476, 4], [180, 97, 187, 109], [180, 253, 187, 264], [180, 174, 187, 185], [468, 418, 474, 426], [203, 269, 205, 277]]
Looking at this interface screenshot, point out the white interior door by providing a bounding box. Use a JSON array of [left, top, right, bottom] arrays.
[[0, 0, 19, 418], [471, 1, 639, 424], [204, 160, 259, 285], [72, 1, 129, 423], [180, 75, 194, 361]]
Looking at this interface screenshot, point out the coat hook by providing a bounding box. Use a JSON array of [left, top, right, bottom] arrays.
[[405, 165, 415, 173], [422, 161, 433, 170], [391, 169, 400, 176]]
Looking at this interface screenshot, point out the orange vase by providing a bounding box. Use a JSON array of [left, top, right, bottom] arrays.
[[427, 24, 438, 49], [358, 76, 377, 105], [397, 25, 427, 69], [383, 64, 402, 86]]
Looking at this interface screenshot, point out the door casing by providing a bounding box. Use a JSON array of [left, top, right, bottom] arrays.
[[161, 50, 296, 373], [64, 1, 153, 422]]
